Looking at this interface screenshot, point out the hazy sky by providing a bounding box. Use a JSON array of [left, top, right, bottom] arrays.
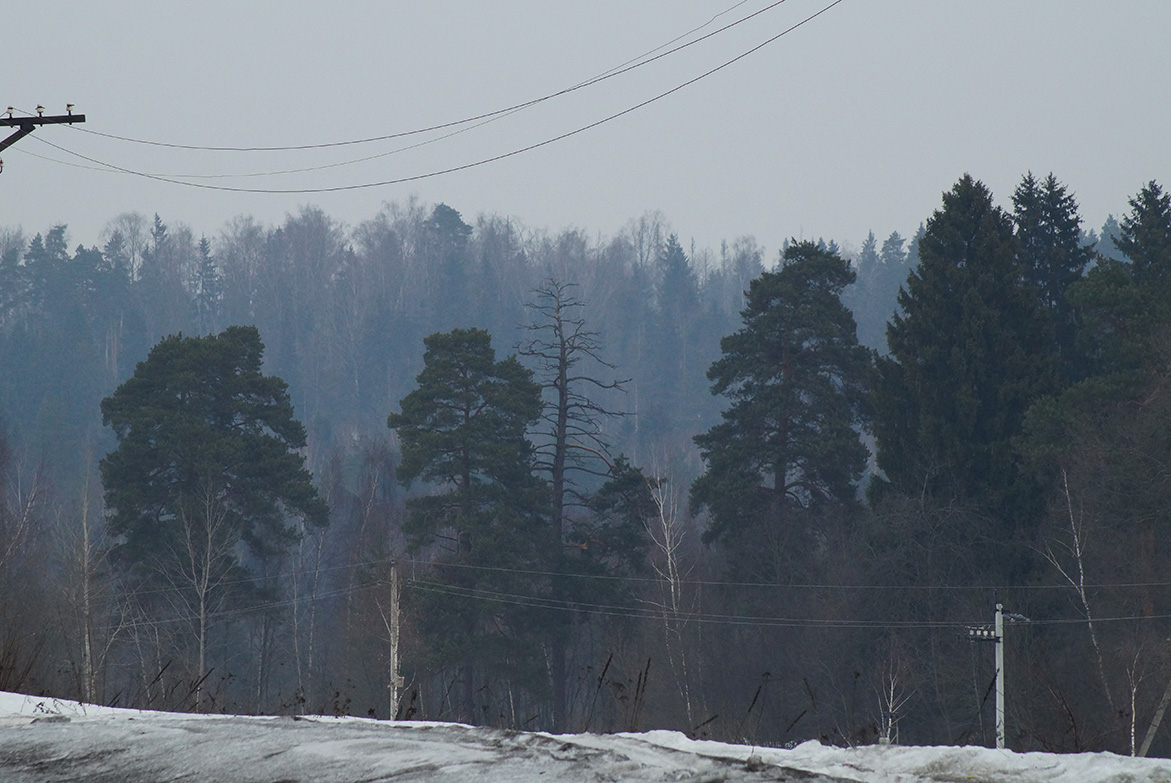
[[4, 1, 1169, 259]]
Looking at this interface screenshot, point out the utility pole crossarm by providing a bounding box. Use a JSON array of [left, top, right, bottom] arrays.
[[0, 113, 87, 128], [0, 112, 86, 154]]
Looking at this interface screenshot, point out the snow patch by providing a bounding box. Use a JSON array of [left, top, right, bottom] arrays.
[[2, 691, 1171, 782]]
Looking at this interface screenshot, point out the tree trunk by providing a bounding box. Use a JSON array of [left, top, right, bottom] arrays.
[[550, 317, 571, 731]]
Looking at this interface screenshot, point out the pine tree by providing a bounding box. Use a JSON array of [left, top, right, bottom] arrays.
[[1021, 184, 1171, 732], [875, 232, 912, 328], [101, 325, 328, 709], [137, 214, 193, 342], [388, 327, 547, 723], [691, 241, 870, 582], [0, 231, 26, 330], [22, 226, 70, 314]]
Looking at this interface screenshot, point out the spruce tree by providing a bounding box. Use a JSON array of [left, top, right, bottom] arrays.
[[1119, 181, 1171, 293], [842, 231, 882, 350], [646, 234, 707, 438], [422, 204, 475, 331], [193, 236, 223, 335], [873, 175, 1053, 539], [1066, 181, 1171, 387], [1012, 172, 1093, 381]]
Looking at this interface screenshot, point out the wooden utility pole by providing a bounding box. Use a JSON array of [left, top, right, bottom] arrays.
[[0, 106, 86, 157]]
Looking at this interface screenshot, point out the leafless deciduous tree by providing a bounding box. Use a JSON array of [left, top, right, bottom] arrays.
[[642, 463, 698, 727], [1041, 468, 1114, 714], [52, 456, 124, 705], [0, 432, 49, 692], [520, 279, 627, 730]]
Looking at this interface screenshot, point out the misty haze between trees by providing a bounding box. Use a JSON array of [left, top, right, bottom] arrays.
[[2, 174, 1171, 756]]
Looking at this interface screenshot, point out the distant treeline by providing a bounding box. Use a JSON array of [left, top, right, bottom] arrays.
[[1, 173, 1169, 757]]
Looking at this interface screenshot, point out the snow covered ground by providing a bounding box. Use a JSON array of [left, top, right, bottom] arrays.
[[2, 691, 1169, 782]]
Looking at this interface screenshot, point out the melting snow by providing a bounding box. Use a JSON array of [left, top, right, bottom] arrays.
[[1, 691, 1169, 782]]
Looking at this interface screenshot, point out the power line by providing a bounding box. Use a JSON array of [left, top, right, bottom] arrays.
[[406, 578, 1171, 631], [103, 563, 1171, 636], [409, 578, 957, 629], [0, 108, 86, 154], [400, 556, 1171, 593], [114, 551, 400, 601], [31, 0, 844, 193], [91, 545, 1171, 633], [113, 580, 386, 633], [24, 111, 515, 180], [91, 547, 1171, 602], [63, 0, 784, 154], [6, 145, 109, 173]]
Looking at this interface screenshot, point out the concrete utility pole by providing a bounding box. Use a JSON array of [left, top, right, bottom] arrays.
[[995, 602, 1005, 749], [0, 105, 86, 157], [967, 601, 1015, 750]]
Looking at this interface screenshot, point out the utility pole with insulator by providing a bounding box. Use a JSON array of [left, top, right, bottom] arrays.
[[0, 105, 86, 167], [966, 601, 1029, 750]]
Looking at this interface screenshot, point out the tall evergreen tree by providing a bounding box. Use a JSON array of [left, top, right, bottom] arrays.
[[873, 175, 1053, 541], [1119, 181, 1171, 290], [22, 226, 70, 314], [1095, 214, 1125, 263], [101, 325, 328, 708], [137, 214, 195, 342], [844, 230, 912, 353], [875, 231, 913, 327], [1022, 184, 1171, 746], [691, 241, 870, 582], [423, 204, 475, 330], [98, 229, 148, 382], [388, 328, 547, 723], [193, 236, 223, 335], [0, 231, 26, 331], [647, 235, 700, 421], [842, 232, 880, 349], [1065, 181, 1171, 388], [1012, 172, 1093, 381]]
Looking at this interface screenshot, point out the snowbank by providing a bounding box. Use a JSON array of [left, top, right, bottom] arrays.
[[2, 692, 1170, 782]]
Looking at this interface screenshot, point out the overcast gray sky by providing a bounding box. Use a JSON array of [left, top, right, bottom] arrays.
[[4, 1, 1169, 259]]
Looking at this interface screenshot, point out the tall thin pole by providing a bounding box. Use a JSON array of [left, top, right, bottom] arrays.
[[995, 602, 1005, 750], [388, 559, 402, 718]]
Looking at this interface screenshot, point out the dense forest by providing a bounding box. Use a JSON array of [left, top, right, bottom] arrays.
[[2, 172, 1170, 757]]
